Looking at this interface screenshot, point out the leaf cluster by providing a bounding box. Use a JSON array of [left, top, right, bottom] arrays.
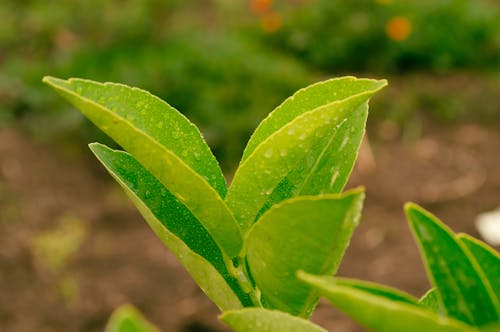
[[44, 76, 499, 332]]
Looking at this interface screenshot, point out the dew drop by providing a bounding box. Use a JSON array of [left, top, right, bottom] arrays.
[[287, 128, 295, 135], [194, 151, 201, 161], [299, 133, 307, 140], [264, 148, 273, 158], [265, 187, 274, 195], [339, 136, 349, 150], [279, 149, 288, 157], [329, 168, 339, 189]]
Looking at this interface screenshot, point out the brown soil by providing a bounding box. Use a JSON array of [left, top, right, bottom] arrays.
[[0, 123, 499, 332]]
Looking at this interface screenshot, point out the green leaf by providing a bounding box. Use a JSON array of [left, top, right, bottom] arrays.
[[298, 272, 477, 332], [90, 143, 246, 310], [226, 78, 386, 233], [245, 188, 364, 317], [219, 308, 327, 332], [458, 234, 500, 308], [43, 77, 242, 258], [43, 77, 226, 195], [420, 288, 444, 314], [242, 76, 387, 161], [405, 203, 500, 326], [332, 277, 419, 306], [105, 304, 160, 332]]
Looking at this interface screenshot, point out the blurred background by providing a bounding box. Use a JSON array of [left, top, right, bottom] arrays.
[[0, 0, 499, 331]]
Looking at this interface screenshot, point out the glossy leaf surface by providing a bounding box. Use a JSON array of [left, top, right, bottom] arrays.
[[242, 77, 386, 161], [299, 273, 477, 332], [43, 77, 226, 195], [245, 189, 364, 317], [105, 304, 160, 332], [226, 78, 386, 232], [220, 308, 327, 332], [332, 277, 419, 306], [420, 288, 443, 314], [90, 143, 246, 310], [43, 77, 242, 258], [406, 203, 500, 326]]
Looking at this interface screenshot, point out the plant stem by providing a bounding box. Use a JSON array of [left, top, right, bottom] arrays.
[[228, 255, 262, 307]]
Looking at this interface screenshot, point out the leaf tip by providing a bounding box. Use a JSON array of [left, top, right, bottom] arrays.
[[42, 75, 66, 87]]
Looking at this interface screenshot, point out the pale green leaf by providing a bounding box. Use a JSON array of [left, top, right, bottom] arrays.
[[420, 288, 444, 314], [245, 189, 364, 317], [226, 78, 386, 232], [405, 203, 500, 326], [458, 234, 500, 308], [105, 304, 160, 332], [43, 77, 226, 195], [332, 277, 419, 305], [43, 77, 242, 258], [242, 76, 387, 161], [219, 308, 327, 332], [90, 143, 246, 310], [299, 272, 477, 332]]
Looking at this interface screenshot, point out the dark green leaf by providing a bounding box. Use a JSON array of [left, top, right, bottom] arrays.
[[90, 143, 246, 310], [458, 234, 500, 308], [245, 189, 364, 317], [405, 203, 500, 326]]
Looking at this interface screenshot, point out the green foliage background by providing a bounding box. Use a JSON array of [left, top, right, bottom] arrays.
[[1, 0, 499, 168]]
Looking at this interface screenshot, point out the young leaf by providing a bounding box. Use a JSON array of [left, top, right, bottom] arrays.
[[242, 77, 387, 161], [332, 277, 419, 306], [420, 288, 444, 314], [90, 143, 247, 310], [226, 78, 386, 232], [43, 77, 226, 195], [43, 77, 243, 258], [219, 308, 327, 332], [458, 234, 500, 308], [245, 189, 364, 317], [298, 272, 478, 332], [405, 203, 500, 326], [105, 304, 160, 332]]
